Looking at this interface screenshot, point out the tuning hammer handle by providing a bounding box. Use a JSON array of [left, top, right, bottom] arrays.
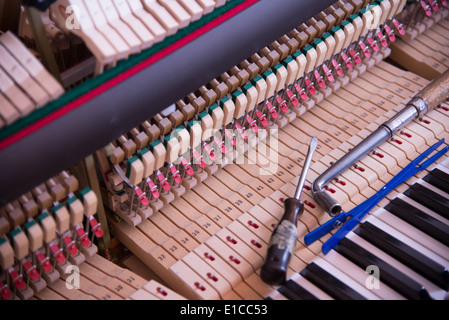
[[414, 68, 449, 113]]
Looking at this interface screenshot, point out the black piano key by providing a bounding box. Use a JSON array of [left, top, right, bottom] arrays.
[[336, 237, 432, 300], [300, 262, 367, 300], [406, 183, 449, 220], [277, 279, 319, 300], [356, 221, 449, 290], [386, 197, 449, 247], [424, 168, 449, 194]]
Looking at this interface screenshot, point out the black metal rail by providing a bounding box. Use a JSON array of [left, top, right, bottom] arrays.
[[0, 0, 337, 205]]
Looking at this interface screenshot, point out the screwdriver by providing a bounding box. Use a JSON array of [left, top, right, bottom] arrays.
[[261, 136, 318, 285]]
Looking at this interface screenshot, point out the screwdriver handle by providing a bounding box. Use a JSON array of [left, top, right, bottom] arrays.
[[260, 197, 304, 286]]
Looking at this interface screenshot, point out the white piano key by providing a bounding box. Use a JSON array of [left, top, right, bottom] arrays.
[[396, 193, 449, 227], [322, 250, 406, 300], [365, 216, 449, 268], [311, 258, 381, 300], [265, 289, 288, 300], [289, 273, 334, 300], [372, 207, 449, 261], [418, 179, 449, 201]]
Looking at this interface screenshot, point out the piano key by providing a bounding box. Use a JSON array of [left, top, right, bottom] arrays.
[[370, 208, 449, 264], [277, 278, 319, 300], [356, 218, 449, 290], [300, 261, 370, 300], [336, 236, 429, 300], [264, 290, 288, 300], [424, 168, 449, 194], [406, 181, 449, 220], [322, 249, 406, 300], [386, 196, 449, 247], [288, 273, 333, 300]]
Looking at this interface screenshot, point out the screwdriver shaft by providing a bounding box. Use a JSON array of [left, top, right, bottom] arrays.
[[294, 137, 318, 200]]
